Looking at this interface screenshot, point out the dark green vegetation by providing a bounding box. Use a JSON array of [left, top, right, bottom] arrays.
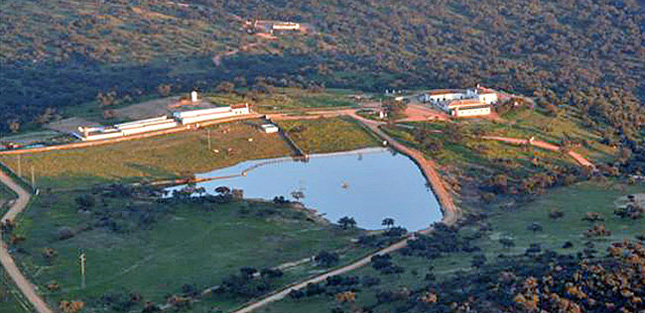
[[0, 270, 30, 313], [6, 185, 365, 312], [2, 0, 644, 143], [262, 180, 645, 313], [0, 182, 16, 209], [277, 117, 380, 154], [0, 121, 292, 190], [386, 105, 616, 204]]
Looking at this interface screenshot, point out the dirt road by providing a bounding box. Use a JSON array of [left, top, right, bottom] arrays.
[[348, 112, 460, 224], [232, 238, 409, 313], [482, 136, 595, 168], [0, 171, 53, 313], [232, 112, 461, 313]]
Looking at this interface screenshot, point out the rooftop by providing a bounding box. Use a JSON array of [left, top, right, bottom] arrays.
[[447, 99, 486, 108], [427, 89, 465, 96]]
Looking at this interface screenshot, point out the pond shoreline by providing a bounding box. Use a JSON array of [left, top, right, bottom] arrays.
[[166, 147, 443, 230]]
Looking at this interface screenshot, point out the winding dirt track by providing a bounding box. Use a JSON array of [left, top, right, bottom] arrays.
[[0, 172, 53, 313], [482, 136, 595, 168], [232, 112, 461, 313], [0, 108, 592, 313]]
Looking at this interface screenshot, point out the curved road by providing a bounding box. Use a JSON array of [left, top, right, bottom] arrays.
[[0, 108, 592, 313], [0, 171, 53, 313], [482, 136, 595, 168], [233, 113, 595, 313], [232, 113, 461, 313]]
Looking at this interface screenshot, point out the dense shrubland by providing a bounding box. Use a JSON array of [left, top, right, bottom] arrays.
[[1, 0, 643, 144]]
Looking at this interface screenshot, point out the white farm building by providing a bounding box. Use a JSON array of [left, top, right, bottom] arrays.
[[419, 86, 498, 118], [261, 124, 279, 134], [446, 99, 492, 117], [78, 116, 178, 141], [173, 104, 250, 125], [419, 89, 468, 103], [78, 104, 252, 141]]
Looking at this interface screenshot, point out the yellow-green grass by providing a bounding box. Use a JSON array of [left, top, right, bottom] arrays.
[[277, 117, 381, 154], [13, 190, 366, 312], [400, 107, 615, 165], [0, 121, 292, 190], [262, 180, 645, 313], [382, 125, 577, 181], [490, 107, 615, 161]]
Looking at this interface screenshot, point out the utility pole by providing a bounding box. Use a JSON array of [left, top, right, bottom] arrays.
[[17, 155, 21, 177], [79, 252, 86, 289], [207, 129, 212, 151]]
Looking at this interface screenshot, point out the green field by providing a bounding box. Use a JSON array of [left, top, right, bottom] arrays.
[[0, 182, 16, 213], [476, 107, 615, 161], [0, 272, 30, 313], [11, 189, 366, 312], [0, 121, 292, 190], [277, 117, 380, 154], [262, 179, 645, 312]]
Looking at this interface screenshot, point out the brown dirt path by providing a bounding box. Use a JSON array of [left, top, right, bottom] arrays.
[[482, 136, 595, 168], [231, 111, 461, 313], [0, 171, 54, 313]]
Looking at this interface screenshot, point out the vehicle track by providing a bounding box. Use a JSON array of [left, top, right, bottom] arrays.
[[0, 171, 53, 313]]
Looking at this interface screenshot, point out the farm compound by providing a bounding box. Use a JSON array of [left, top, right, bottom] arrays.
[[77, 104, 251, 141], [419, 86, 498, 117]]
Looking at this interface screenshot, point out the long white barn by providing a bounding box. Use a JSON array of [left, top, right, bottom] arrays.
[[173, 104, 250, 125], [78, 104, 251, 141]]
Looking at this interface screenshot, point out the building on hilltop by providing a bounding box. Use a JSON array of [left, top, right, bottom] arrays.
[[445, 99, 492, 117], [419, 86, 498, 117], [419, 89, 467, 103], [245, 20, 302, 35]]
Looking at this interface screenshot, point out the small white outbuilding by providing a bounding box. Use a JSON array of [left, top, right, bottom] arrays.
[[261, 124, 279, 134]]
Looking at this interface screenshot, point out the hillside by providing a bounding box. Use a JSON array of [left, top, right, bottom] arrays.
[[1, 0, 644, 135]]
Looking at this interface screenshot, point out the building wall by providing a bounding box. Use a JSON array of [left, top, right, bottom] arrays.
[[232, 106, 250, 115], [82, 131, 124, 141], [178, 112, 236, 124], [478, 93, 498, 105], [119, 121, 178, 136], [423, 93, 466, 103], [453, 106, 491, 117]]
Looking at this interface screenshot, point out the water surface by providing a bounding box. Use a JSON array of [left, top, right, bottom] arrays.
[[169, 148, 442, 230]]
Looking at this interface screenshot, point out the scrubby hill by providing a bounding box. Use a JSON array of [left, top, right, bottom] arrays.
[[1, 0, 644, 134]]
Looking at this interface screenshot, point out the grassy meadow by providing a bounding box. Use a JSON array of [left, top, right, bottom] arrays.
[[0, 272, 30, 313], [277, 117, 381, 154], [0, 121, 292, 190], [476, 107, 615, 161], [262, 179, 645, 313], [12, 190, 367, 312], [0, 182, 16, 214]]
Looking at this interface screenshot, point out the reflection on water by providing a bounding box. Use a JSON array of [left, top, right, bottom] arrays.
[[169, 148, 443, 230]]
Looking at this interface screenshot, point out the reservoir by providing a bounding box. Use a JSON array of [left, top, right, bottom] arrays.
[[169, 148, 443, 230]]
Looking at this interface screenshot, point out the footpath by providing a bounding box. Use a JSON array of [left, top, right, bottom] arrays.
[[0, 170, 53, 313]]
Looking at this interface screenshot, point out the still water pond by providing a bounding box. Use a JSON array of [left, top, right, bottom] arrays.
[[170, 148, 442, 230]]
